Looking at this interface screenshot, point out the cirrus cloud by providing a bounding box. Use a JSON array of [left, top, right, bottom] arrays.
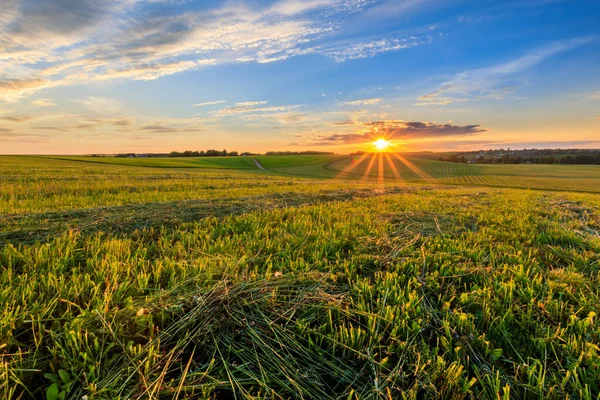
[[193, 100, 227, 107], [31, 98, 57, 107], [339, 98, 383, 106], [416, 37, 595, 106], [0, 0, 435, 101]]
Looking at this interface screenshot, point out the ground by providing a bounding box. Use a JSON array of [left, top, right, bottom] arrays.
[[1, 155, 599, 399]]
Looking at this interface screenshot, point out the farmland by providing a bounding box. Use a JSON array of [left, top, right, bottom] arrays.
[[33, 154, 600, 193], [1, 155, 600, 399]]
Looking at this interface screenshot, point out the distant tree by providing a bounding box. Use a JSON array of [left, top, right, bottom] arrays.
[[265, 151, 334, 155]]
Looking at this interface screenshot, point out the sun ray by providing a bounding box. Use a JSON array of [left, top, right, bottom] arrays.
[[383, 153, 402, 181], [377, 153, 385, 184], [335, 153, 370, 179], [362, 154, 378, 180], [390, 153, 437, 183]]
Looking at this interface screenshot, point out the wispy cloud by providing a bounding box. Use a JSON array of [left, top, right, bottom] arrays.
[[234, 101, 269, 107], [83, 117, 135, 127], [0, 0, 433, 101], [213, 101, 303, 118], [0, 115, 34, 123], [339, 98, 383, 106], [0, 78, 50, 101], [15, 114, 202, 137], [501, 140, 600, 148], [78, 97, 123, 114], [322, 30, 434, 62], [193, 100, 227, 107], [140, 125, 179, 134], [31, 98, 57, 107], [268, 0, 368, 15], [0, 126, 47, 141], [91, 60, 218, 82], [417, 37, 595, 106]]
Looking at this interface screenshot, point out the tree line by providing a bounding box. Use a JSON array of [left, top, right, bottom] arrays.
[[113, 150, 334, 158], [168, 150, 239, 157], [438, 149, 600, 165], [264, 151, 334, 155]]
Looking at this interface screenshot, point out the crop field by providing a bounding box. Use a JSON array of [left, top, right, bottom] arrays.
[[46, 156, 260, 170], [1, 156, 600, 399], [324, 155, 600, 193], [36, 155, 600, 194]]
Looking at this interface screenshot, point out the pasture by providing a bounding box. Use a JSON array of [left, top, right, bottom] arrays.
[[1, 155, 599, 399]]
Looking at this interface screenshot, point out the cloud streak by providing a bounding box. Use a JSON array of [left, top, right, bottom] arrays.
[[0, 0, 434, 100], [417, 37, 595, 106], [193, 100, 227, 107], [339, 98, 383, 106], [213, 101, 302, 117], [31, 98, 57, 107], [322, 32, 434, 62]]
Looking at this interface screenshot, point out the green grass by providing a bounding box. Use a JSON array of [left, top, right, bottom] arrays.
[[323, 155, 600, 192], [254, 155, 342, 169], [0, 156, 373, 214], [1, 156, 600, 399], [44, 155, 260, 170]]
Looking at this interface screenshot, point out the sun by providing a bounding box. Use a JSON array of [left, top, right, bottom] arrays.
[[373, 138, 391, 151]]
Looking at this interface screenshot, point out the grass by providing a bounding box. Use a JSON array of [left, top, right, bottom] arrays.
[[45, 156, 260, 170], [323, 155, 600, 192], [254, 155, 343, 169], [1, 156, 600, 399]]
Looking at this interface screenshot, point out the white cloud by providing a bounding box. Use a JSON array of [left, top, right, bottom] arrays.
[[193, 100, 227, 107], [269, 0, 369, 15], [235, 101, 269, 107], [213, 101, 303, 118], [339, 98, 383, 106], [323, 35, 431, 62], [0, 78, 50, 101], [417, 37, 595, 106], [31, 98, 57, 107], [0, 0, 431, 100], [78, 96, 123, 114], [270, 0, 336, 15]]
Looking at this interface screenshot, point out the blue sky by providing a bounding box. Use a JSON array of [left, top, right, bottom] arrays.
[[0, 0, 599, 154]]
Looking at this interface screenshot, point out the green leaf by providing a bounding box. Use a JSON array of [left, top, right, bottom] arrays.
[[43, 373, 58, 384], [46, 383, 59, 400], [490, 348, 502, 361], [58, 370, 71, 385]]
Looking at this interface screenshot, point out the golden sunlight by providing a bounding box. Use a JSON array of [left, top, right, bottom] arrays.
[[373, 138, 391, 151]]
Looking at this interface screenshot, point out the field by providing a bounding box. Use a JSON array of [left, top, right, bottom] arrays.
[[1, 155, 600, 399], [35, 155, 600, 194]]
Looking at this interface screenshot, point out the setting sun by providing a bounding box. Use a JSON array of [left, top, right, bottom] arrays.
[[373, 138, 391, 151]]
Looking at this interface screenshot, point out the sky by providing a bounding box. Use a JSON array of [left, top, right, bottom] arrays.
[[0, 0, 599, 154]]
